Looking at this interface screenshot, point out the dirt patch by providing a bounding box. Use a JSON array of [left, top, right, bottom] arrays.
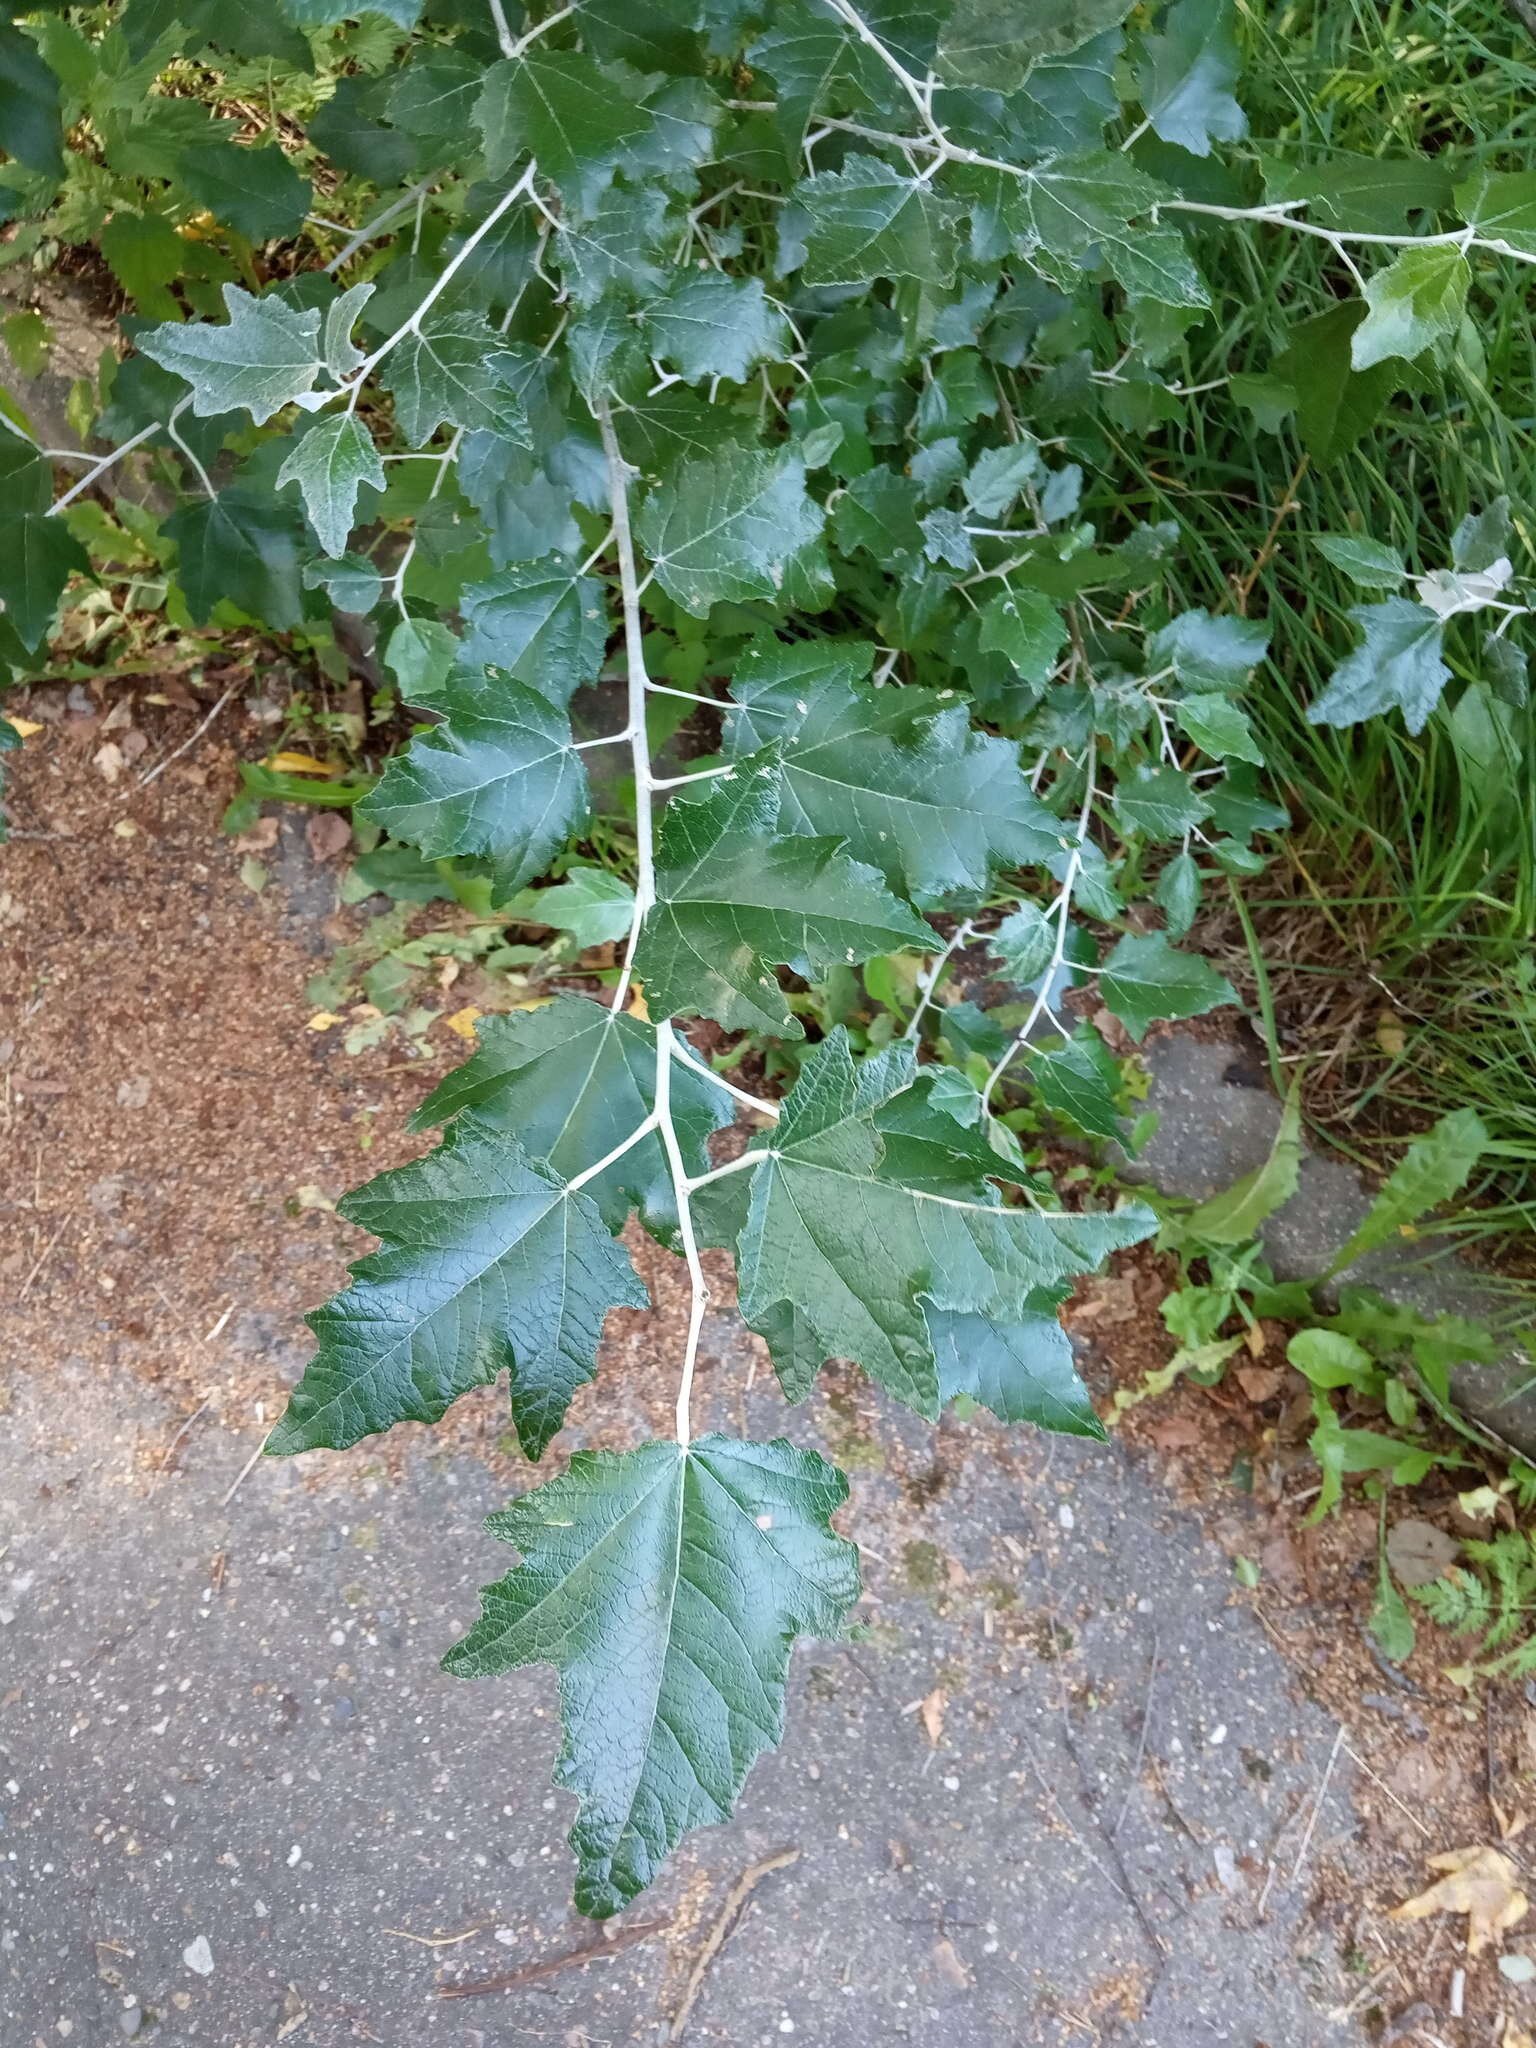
[[1070, 1252, 1536, 2042]]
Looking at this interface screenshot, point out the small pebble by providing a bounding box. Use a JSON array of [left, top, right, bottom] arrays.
[[118, 2007, 142, 2038], [183, 1935, 214, 1977]]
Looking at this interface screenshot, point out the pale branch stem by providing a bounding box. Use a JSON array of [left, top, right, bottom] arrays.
[[348, 166, 538, 392], [166, 412, 216, 499], [644, 681, 728, 707], [650, 764, 739, 790], [573, 730, 632, 750], [323, 177, 438, 274], [594, 395, 655, 1017], [684, 1149, 770, 1194], [984, 755, 1098, 1108], [563, 1113, 660, 1196], [652, 1021, 712, 1445], [47, 416, 166, 517], [486, 0, 517, 57], [669, 1033, 781, 1120], [805, 103, 1535, 269], [509, 3, 576, 56], [820, 0, 940, 141], [905, 917, 974, 1041]]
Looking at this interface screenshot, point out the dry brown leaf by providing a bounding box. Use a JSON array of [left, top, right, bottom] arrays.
[[1386, 1517, 1460, 1589], [932, 1936, 970, 1989], [919, 1688, 947, 1748], [233, 818, 280, 855], [1144, 1412, 1203, 1452], [1390, 1846, 1529, 1955], [1505, 2024, 1535, 2048], [94, 740, 125, 783], [1234, 1364, 1284, 1404], [306, 811, 351, 861]]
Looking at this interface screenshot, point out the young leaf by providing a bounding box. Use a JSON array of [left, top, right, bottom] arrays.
[[1315, 534, 1407, 590], [725, 1033, 1155, 1414], [990, 902, 1054, 984], [929, 1299, 1106, 1439], [268, 1115, 648, 1462], [361, 675, 589, 891], [444, 1436, 860, 1919], [384, 617, 459, 701], [636, 448, 820, 615], [1351, 245, 1471, 371], [977, 587, 1069, 683], [1098, 930, 1238, 1042], [1112, 763, 1211, 842], [138, 284, 322, 422], [1156, 849, 1201, 937], [1002, 154, 1208, 308], [1453, 168, 1536, 259], [1136, 0, 1247, 158], [1025, 1027, 1124, 1140], [723, 638, 1060, 898], [531, 868, 636, 947], [1326, 1108, 1488, 1276], [634, 768, 933, 1038], [275, 414, 385, 559], [413, 996, 730, 1247], [1306, 598, 1449, 735]]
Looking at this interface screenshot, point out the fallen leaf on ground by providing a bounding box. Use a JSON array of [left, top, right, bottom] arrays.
[[1390, 1845, 1529, 1955], [306, 812, 351, 860], [1504, 2022, 1535, 2047], [1234, 1364, 1284, 1404], [4, 715, 42, 737], [307, 1011, 344, 1031], [267, 751, 335, 775], [94, 741, 125, 782], [933, 1936, 970, 1988], [233, 818, 280, 855], [919, 1687, 947, 1747], [444, 1006, 482, 1041], [1386, 1517, 1460, 1589], [1144, 1412, 1203, 1452]]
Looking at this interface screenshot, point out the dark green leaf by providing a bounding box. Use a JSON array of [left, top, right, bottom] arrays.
[[165, 488, 309, 628], [460, 563, 607, 702], [637, 448, 821, 615], [725, 1033, 1154, 1413], [362, 674, 588, 890], [1148, 608, 1269, 689], [635, 767, 933, 1037], [0, 511, 87, 650], [268, 1114, 647, 1462], [1098, 930, 1237, 1041], [929, 1300, 1105, 1437], [936, 0, 1133, 86], [723, 636, 1059, 898], [443, 1435, 859, 1918], [797, 156, 963, 287], [0, 22, 64, 176], [1136, 0, 1246, 158], [382, 313, 535, 446], [414, 995, 731, 1247], [174, 139, 311, 241], [646, 273, 788, 384]]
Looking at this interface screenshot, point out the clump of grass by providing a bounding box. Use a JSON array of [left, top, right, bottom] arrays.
[[1102, 0, 1536, 1233]]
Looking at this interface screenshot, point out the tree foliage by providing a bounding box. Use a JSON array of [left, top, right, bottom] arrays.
[[2, 0, 1531, 1915]]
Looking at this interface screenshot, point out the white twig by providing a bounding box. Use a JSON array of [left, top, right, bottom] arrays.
[[685, 1150, 769, 1194], [565, 1114, 660, 1194], [138, 677, 244, 788], [1289, 1725, 1345, 1883], [509, 2, 575, 56], [668, 1034, 781, 1120], [323, 177, 437, 274], [595, 398, 653, 1016], [905, 917, 973, 1040], [46, 418, 163, 517], [487, 0, 517, 56], [984, 755, 1097, 1107]]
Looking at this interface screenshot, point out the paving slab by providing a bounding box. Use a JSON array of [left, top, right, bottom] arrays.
[[1124, 1032, 1536, 1455], [1, 1330, 1364, 2047]]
